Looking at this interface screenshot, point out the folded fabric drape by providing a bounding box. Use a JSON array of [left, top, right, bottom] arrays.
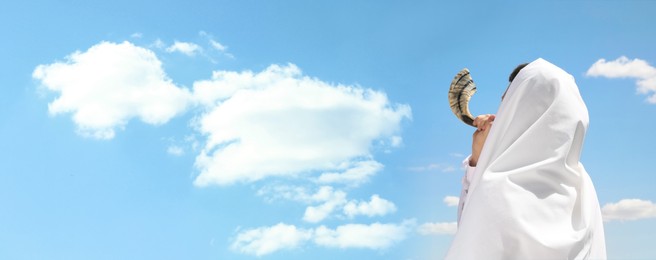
[[446, 58, 606, 260]]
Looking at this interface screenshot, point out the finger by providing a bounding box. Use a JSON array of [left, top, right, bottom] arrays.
[[483, 119, 494, 131], [481, 121, 491, 131], [481, 115, 495, 131], [473, 116, 483, 130], [478, 115, 488, 127], [474, 114, 493, 130], [486, 115, 495, 124]]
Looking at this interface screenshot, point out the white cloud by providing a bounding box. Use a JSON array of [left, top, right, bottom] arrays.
[[309, 186, 342, 202], [313, 220, 415, 250], [166, 41, 203, 56], [33, 41, 192, 139], [257, 185, 311, 203], [408, 163, 456, 173], [417, 222, 457, 235], [258, 185, 395, 222], [167, 145, 184, 156], [390, 135, 403, 147], [586, 56, 656, 103], [587, 56, 656, 78], [209, 39, 227, 52], [230, 223, 312, 256], [258, 185, 340, 223], [191, 66, 284, 106], [198, 31, 233, 60], [450, 152, 465, 158], [258, 185, 339, 204], [343, 195, 397, 218], [303, 186, 347, 223], [601, 199, 656, 222], [317, 160, 383, 187], [152, 39, 166, 49], [191, 64, 411, 186], [443, 196, 459, 207], [231, 220, 414, 256]]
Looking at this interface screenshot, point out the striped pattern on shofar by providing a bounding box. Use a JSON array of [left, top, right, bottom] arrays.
[[448, 68, 477, 127]]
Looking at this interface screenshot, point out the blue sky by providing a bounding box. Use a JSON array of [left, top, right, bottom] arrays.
[[1, 1, 655, 259]]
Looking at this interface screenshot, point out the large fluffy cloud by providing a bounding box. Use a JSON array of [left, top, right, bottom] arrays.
[[601, 198, 656, 222], [35, 40, 415, 257], [33, 41, 192, 139], [230, 220, 415, 256], [192, 64, 411, 186], [586, 56, 656, 103], [33, 41, 410, 184]]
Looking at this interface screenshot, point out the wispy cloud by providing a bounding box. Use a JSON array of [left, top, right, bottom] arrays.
[[602, 198, 656, 222], [317, 160, 383, 187], [33, 41, 192, 139], [166, 41, 203, 56], [416, 196, 459, 235], [231, 220, 414, 256], [417, 222, 457, 235], [257, 185, 315, 203], [314, 220, 415, 249], [151, 39, 166, 49], [449, 152, 465, 158], [258, 185, 396, 223], [586, 56, 656, 103], [199, 31, 233, 59], [343, 195, 397, 218], [191, 64, 411, 186], [443, 196, 459, 207], [230, 223, 312, 256], [209, 39, 227, 52], [166, 145, 184, 156], [302, 186, 348, 223], [408, 163, 456, 173]]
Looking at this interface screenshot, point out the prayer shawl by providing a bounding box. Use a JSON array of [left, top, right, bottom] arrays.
[[446, 58, 606, 259]]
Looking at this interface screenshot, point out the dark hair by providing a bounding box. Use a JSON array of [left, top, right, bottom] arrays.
[[509, 63, 529, 82]]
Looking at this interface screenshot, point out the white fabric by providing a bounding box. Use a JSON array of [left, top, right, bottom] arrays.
[[457, 156, 476, 223], [446, 58, 606, 259]]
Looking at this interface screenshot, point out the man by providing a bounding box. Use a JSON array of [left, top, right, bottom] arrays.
[[447, 58, 607, 259]]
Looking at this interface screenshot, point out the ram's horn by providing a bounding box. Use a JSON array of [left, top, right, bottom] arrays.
[[448, 68, 477, 127]]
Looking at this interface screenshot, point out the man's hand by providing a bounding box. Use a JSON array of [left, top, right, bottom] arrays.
[[470, 114, 495, 167]]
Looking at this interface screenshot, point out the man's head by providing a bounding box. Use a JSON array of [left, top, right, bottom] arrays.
[[509, 63, 529, 83], [502, 63, 529, 100]]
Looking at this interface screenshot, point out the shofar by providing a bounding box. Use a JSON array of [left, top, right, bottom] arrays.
[[448, 68, 477, 127]]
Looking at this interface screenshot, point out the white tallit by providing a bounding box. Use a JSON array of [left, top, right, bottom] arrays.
[[446, 58, 606, 259]]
